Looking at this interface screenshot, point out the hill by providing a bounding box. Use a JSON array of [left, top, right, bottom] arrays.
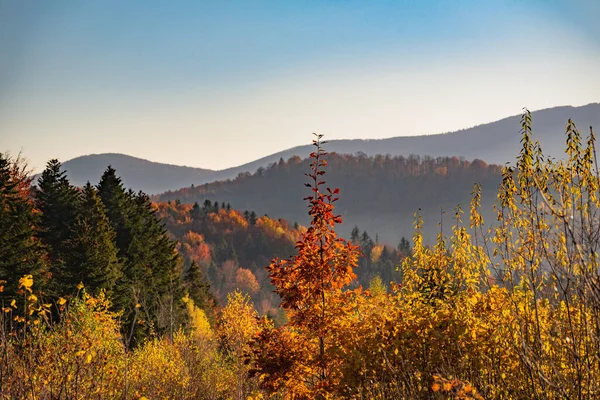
[[52, 103, 600, 194], [155, 153, 503, 244], [36, 153, 216, 194], [261, 103, 600, 167], [155, 200, 408, 314]]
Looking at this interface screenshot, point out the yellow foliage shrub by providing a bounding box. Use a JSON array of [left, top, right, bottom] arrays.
[[1, 289, 124, 399], [127, 335, 190, 399]]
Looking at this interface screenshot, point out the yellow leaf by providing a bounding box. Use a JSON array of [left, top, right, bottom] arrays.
[[135, 303, 141, 309], [76, 282, 84, 290], [57, 297, 67, 306], [10, 299, 16, 308], [18, 275, 33, 289], [28, 294, 37, 303]]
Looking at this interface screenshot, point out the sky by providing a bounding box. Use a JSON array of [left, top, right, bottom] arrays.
[[1, 0, 599, 173]]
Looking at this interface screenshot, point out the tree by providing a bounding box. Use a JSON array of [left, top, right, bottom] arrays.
[[398, 236, 411, 256], [126, 190, 184, 339], [183, 260, 216, 323], [97, 166, 184, 341], [482, 111, 600, 397], [218, 291, 259, 400], [350, 226, 360, 243], [190, 201, 201, 220], [253, 134, 360, 397], [234, 267, 260, 296], [34, 160, 81, 292], [64, 183, 123, 300], [97, 166, 132, 257], [0, 153, 46, 296]]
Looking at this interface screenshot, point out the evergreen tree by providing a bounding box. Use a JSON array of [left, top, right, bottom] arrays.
[[127, 191, 184, 339], [64, 183, 123, 301], [0, 153, 46, 296], [34, 159, 80, 292], [97, 166, 184, 340], [183, 261, 215, 323], [97, 166, 132, 256], [191, 201, 201, 220], [398, 236, 412, 257], [350, 225, 360, 243]]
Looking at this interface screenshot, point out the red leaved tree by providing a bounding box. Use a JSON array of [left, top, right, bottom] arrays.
[[252, 134, 360, 398]]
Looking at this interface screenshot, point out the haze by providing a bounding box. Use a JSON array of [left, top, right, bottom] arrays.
[[1, 0, 599, 172]]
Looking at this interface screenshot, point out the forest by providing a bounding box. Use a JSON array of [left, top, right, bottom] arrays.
[[155, 151, 503, 244], [155, 198, 409, 319], [1, 111, 600, 399]]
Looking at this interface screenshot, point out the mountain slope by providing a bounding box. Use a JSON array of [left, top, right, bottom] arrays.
[[38, 153, 216, 194], [51, 103, 599, 194], [155, 153, 502, 244], [220, 103, 599, 172]]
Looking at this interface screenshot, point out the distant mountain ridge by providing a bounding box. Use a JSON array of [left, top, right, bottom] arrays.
[[41, 153, 216, 194], [51, 103, 599, 194]]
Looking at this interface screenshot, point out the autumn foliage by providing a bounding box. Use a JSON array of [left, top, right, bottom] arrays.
[[2, 113, 600, 399], [252, 134, 360, 397]]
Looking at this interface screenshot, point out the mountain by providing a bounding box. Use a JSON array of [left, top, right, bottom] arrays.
[[35, 153, 217, 194], [204, 103, 599, 184], [50, 103, 599, 194], [155, 153, 503, 245]]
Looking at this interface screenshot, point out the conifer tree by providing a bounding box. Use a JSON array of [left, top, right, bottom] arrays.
[[190, 201, 201, 220], [34, 159, 80, 292], [97, 166, 132, 256], [184, 261, 215, 323], [350, 226, 360, 243], [0, 153, 46, 296], [64, 183, 123, 301], [97, 166, 184, 340]]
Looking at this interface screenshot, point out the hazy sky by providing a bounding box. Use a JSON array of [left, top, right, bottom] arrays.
[[1, 0, 599, 172]]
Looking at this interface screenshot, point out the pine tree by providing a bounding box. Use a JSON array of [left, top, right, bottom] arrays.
[[184, 261, 215, 323], [98, 166, 184, 340], [398, 236, 411, 256], [350, 226, 360, 243], [190, 201, 201, 220], [34, 159, 80, 292], [64, 183, 123, 301], [0, 153, 46, 296], [97, 166, 133, 257]]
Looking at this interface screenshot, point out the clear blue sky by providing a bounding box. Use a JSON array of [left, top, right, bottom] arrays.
[[1, 0, 599, 172]]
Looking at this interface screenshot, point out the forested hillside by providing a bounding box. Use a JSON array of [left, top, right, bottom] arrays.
[[2, 157, 196, 345], [155, 199, 409, 317], [156, 153, 503, 243]]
